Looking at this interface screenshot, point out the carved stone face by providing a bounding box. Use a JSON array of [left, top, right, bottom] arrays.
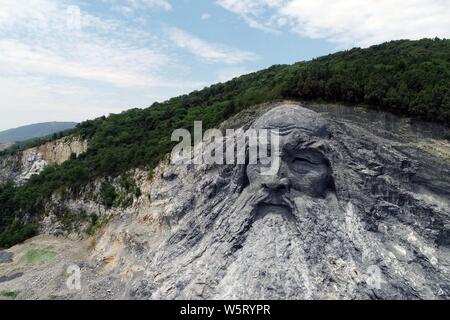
[[246, 105, 333, 208]]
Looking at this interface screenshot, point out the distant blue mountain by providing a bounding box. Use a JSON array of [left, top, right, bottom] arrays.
[[0, 122, 77, 143]]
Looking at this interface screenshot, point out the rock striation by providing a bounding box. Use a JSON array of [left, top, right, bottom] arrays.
[[1, 102, 449, 300], [94, 103, 450, 299], [0, 137, 87, 185]]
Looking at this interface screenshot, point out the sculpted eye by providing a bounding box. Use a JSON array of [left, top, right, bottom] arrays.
[[292, 157, 317, 165]]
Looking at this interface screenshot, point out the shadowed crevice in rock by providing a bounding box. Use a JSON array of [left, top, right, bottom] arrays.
[[0, 272, 23, 284], [0, 251, 14, 264], [253, 204, 295, 223]]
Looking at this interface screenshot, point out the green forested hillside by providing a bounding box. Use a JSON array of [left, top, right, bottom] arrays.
[[1, 38, 449, 248]]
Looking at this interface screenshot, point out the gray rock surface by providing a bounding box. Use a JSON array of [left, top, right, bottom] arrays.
[[120, 103, 450, 299], [0, 137, 87, 185], [1, 102, 450, 300], [0, 272, 23, 284], [0, 252, 14, 264]]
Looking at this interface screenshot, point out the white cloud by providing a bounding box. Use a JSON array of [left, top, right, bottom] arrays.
[[201, 13, 211, 20], [167, 27, 259, 64], [0, 39, 172, 88], [217, 0, 450, 47], [0, 0, 173, 87], [0, 0, 58, 31], [108, 0, 172, 13], [0, 0, 204, 130], [217, 0, 284, 13], [140, 0, 172, 11], [216, 0, 284, 33]]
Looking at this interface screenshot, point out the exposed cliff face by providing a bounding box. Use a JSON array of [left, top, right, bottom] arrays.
[[1, 103, 450, 300], [0, 137, 87, 185]]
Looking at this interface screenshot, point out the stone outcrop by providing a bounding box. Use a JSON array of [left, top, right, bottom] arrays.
[[0, 137, 87, 185]]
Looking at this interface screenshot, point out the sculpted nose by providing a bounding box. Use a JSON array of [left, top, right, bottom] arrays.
[[263, 178, 290, 192]]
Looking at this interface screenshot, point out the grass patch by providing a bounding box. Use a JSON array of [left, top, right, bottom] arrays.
[[86, 213, 100, 236], [60, 207, 82, 232], [0, 291, 19, 299], [86, 213, 111, 236], [23, 248, 57, 265]]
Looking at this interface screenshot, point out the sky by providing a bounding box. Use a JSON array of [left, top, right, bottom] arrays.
[[1, 0, 450, 131]]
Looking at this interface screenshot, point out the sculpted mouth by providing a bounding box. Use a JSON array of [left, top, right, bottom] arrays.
[[260, 191, 293, 207], [261, 199, 287, 207], [250, 189, 298, 223], [254, 202, 294, 222], [255, 191, 294, 211]]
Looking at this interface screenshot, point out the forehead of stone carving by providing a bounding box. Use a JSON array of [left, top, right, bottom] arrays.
[[253, 104, 328, 137]]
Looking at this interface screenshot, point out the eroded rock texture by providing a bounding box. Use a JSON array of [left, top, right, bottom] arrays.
[[99, 103, 450, 300], [1, 103, 449, 300], [0, 137, 87, 185]]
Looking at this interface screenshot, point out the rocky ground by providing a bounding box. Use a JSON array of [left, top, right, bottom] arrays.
[[1, 102, 449, 300]]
